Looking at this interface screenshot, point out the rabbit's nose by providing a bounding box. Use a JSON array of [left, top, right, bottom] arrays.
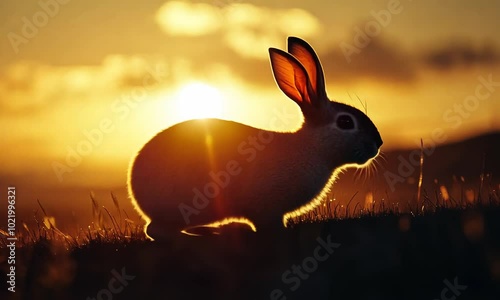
[[375, 132, 383, 148]]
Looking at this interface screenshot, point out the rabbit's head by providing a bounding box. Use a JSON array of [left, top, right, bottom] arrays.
[[269, 37, 382, 167]]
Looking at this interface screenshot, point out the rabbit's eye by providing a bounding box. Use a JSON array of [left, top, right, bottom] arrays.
[[336, 115, 355, 130]]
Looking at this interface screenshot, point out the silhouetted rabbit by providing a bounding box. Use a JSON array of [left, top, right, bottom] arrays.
[[128, 37, 383, 240]]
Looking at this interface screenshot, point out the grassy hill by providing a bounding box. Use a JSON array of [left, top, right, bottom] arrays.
[[1, 132, 500, 300]]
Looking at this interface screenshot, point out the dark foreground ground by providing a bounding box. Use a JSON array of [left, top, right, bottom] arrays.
[[1, 203, 500, 300]]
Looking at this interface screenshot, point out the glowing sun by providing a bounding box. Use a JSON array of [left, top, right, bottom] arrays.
[[175, 82, 224, 120]]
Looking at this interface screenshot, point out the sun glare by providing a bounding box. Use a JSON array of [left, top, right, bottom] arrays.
[[175, 82, 224, 120]]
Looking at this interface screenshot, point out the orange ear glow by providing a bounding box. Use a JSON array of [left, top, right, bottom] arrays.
[[269, 48, 312, 105], [287, 37, 326, 99]]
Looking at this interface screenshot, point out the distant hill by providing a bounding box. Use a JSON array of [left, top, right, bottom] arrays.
[[332, 131, 500, 206], [389, 131, 499, 182]]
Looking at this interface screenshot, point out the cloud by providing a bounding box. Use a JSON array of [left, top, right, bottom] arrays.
[[155, 2, 322, 59], [215, 37, 500, 87], [320, 37, 417, 83], [422, 41, 499, 70], [3, 32, 499, 119], [0, 55, 171, 115], [223, 4, 321, 59], [155, 1, 222, 36], [0, 61, 73, 114], [152, 2, 500, 80], [196, 36, 418, 87]]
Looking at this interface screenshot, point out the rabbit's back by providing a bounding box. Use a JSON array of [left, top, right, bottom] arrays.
[[129, 119, 270, 229]]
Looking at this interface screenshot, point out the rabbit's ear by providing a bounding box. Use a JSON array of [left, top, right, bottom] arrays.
[[287, 37, 327, 101], [269, 48, 317, 110]]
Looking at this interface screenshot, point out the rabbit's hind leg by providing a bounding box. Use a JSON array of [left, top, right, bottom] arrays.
[[144, 219, 184, 242], [181, 217, 257, 236]]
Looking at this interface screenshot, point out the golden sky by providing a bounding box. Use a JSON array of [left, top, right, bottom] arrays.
[[1, 0, 499, 212]]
